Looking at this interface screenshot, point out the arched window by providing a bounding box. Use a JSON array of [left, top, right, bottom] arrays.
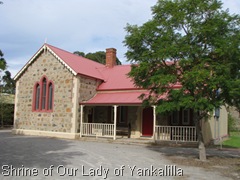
[[42, 78, 47, 110], [33, 76, 54, 112], [48, 82, 53, 110], [35, 83, 40, 110]]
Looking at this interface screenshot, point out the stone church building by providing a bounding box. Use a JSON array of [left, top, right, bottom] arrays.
[[13, 44, 228, 144]]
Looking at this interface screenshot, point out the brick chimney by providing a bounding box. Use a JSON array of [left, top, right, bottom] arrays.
[[106, 48, 116, 68]]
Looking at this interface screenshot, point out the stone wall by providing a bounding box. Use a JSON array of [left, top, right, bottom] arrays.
[[127, 106, 141, 138], [14, 50, 74, 133], [79, 76, 100, 102], [77, 76, 101, 131], [127, 106, 138, 130]]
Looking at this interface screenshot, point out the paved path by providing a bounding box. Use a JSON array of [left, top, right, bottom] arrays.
[[0, 130, 237, 179]]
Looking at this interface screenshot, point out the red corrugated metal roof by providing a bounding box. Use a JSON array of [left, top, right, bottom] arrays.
[[14, 43, 182, 106], [97, 65, 137, 90], [96, 65, 182, 91], [46, 44, 105, 80], [81, 91, 167, 105], [46, 44, 143, 91], [81, 91, 146, 105], [47, 44, 182, 96]]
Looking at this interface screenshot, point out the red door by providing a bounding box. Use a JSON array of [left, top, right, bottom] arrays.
[[142, 107, 153, 136]]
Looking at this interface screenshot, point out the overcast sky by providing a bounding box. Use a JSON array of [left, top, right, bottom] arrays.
[[0, 0, 240, 78]]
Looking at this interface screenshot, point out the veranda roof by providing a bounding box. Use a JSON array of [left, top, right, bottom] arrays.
[[80, 91, 145, 105], [80, 91, 167, 105]]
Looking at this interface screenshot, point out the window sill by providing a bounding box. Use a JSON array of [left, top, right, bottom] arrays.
[[32, 110, 53, 113]]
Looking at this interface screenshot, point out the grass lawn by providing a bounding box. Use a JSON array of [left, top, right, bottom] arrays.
[[223, 131, 240, 148]]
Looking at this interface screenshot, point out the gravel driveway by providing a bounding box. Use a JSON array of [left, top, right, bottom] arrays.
[[0, 130, 236, 179]]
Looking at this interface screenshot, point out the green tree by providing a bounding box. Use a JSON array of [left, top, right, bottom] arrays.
[[2, 71, 15, 94], [124, 0, 240, 161], [0, 50, 6, 71], [73, 51, 85, 57], [0, 50, 7, 128], [0, 50, 14, 128], [74, 50, 122, 65]]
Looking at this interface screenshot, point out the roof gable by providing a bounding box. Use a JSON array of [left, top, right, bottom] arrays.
[[14, 44, 105, 80], [46, 44, 105, 80]]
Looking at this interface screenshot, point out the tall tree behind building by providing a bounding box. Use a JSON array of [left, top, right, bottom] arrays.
[[0, 50, 15, 127], [74, 51, 122, 65]]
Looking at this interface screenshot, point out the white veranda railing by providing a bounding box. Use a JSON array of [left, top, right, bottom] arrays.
[[155, 126, 197, 142], [82, 123, 114, 138]]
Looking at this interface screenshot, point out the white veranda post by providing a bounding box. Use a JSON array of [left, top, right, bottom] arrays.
[[80, 105, 84, 138], [113, 105, 118, 140], [152, 106, 156, 140]]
